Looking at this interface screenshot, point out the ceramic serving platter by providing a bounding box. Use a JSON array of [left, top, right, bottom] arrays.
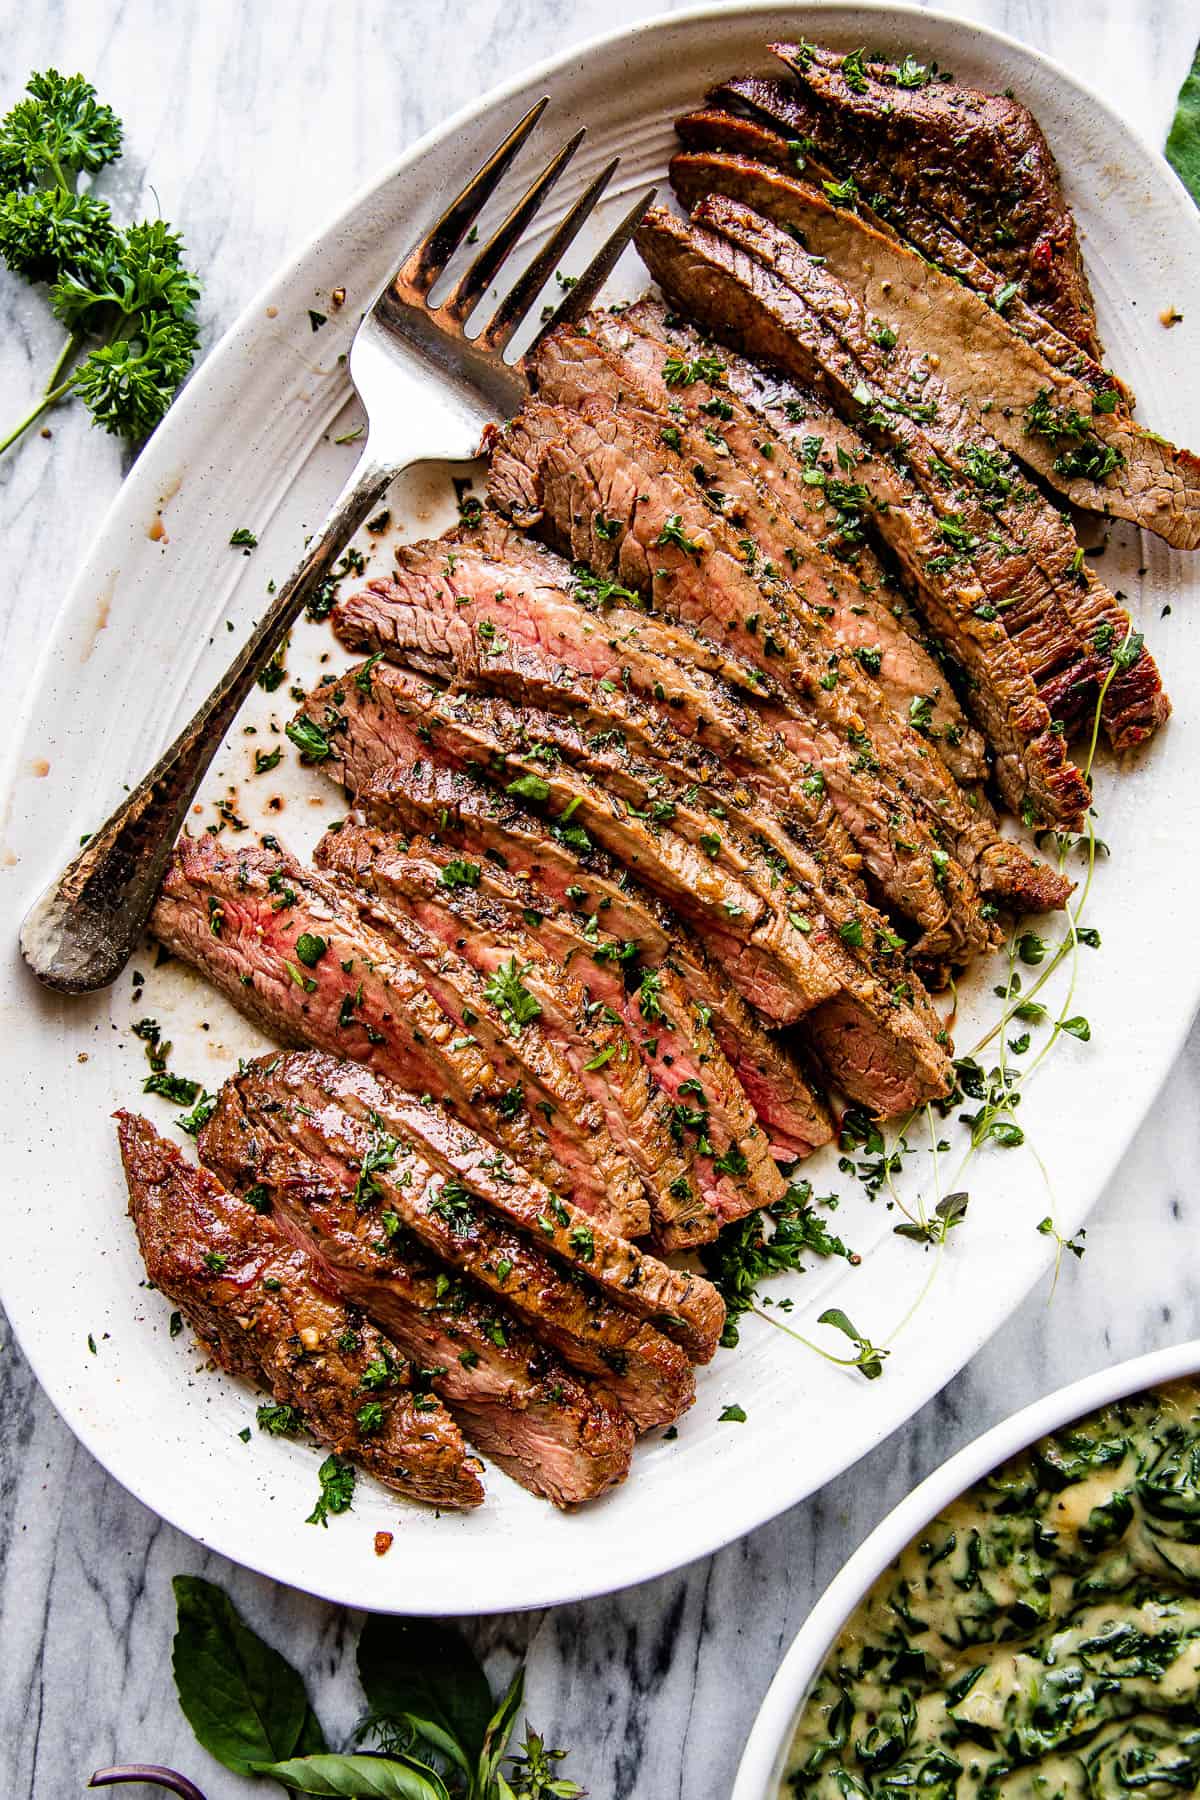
[[2, 4, 1198, 1613]]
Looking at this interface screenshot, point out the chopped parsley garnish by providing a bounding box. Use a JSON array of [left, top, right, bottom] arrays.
[[285, 716, 332, 761], [484, 958, 542, 1035], [306, 1454, 355, 1526], [700, 1180, 852, 1347], [352, 1117, 401, 1209], [662, 352, 726, 387], [439, 859, 481, 890], [256, 1403, 302, 1436]]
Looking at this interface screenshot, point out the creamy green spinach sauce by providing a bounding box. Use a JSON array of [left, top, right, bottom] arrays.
[[780, 1380, 1200, 1799]]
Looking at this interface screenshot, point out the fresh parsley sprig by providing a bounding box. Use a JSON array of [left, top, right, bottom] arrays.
[[164, 1580, 583, 1799], [0, 69, 200, 456]]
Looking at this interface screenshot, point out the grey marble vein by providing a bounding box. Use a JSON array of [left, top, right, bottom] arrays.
[[1, 3, 1198, 1796]]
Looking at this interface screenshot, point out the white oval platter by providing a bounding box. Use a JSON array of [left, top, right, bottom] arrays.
[[1, 3, 1198, 1613]]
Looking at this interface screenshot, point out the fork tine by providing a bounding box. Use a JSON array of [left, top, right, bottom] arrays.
[[441, 128, 586, 327], [393, 97, 549, 298], [524, 184, 658, 354], [476, 156, 622, 354]]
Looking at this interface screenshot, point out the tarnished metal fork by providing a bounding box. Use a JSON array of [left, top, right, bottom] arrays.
[[22, 101, 652, 992]]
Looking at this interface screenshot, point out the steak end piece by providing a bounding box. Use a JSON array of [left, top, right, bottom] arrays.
[[768, 41, 1100, 358], [117, 1110, 484, 1510], [196, 1087, 637, 1506]]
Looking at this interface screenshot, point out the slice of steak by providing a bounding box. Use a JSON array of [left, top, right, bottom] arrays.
[[325, 873, 650, 1236], [669, 149, 1199, 553], [340, 519, 869, 879], [489, 393, 1003, 954], [633, 202, 1094, 833], [216, 1048, 726, 1357], [682, 193, 1168, 757], [315, 827, 778, 1246], [677, 101, 1137, 416], [296, 662, 838, 1025], [676, 105, 846, 192], [198, 1091, 636, 1505], [151, 835, 641, 1232], [708, 74, 1101, 370], [336, 573, 953, 1091], [529, 306, 988, 785], [768, 44, 1101, 358], [320, 850, 699, 1242], [337, 763, 831, 1158], [200, 1065, 692, 1430], [117, 1109, 483, 1510]]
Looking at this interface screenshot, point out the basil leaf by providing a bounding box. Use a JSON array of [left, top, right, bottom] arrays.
[[252, 1753, 451, 1799], [171, 1575, 326, 1776], [1167, 44, 1200, 206], [478, 1664, 525, 1794], [357, 1615, 493, 1773]]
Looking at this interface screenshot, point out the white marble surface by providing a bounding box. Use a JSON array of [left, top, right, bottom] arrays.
[[1, 3, 1198, 1795]]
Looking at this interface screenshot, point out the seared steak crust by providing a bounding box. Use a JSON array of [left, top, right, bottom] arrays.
[[152, 835, 647, 1236], [669, 150, 1199, 553], [766, 45, 1100, 357], [198, 1085, 635, 1505], [632, 201, 1098, 832], [200, 1063, 693, 1430], [529, 306, 988, 785], [117, 1109, 483, 1510], [334, 762, 832, 1158], [212, 1048, 726, 1358], [296, 661, 839, 1025]]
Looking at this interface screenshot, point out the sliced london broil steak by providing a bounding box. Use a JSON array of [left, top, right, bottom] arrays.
[[677, 193, 1169, 754], [632, 202, 1099, 831], [198, 1085, 635, 1505], [696, 77, 1098, 377], [766, 43, 1101, 357], [297, 664, 956, 1115], [669, 151, 1200, 561], [151, 835, 647, 1236], [528, 310, 987, 784], [200, 1061, 693, 1431], [490, 387, 1066, 929], [488, 398, 981, 953], [709, 341, 1167, 768], [339, 516, 873, 869], [117, 1110, 483, 1509], [315, 826, 782, 1247], [330, 623, 955, 1110], [204, 1048, 725, 1359], [295, 661, 839, 1026], [326, 763, 831, 1160], [675, 101, 1119, 392]]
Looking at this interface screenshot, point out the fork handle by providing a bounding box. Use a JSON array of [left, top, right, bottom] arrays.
[[19, 449, 395, 993]]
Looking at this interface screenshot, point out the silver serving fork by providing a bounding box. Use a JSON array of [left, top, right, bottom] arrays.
[[21, 101, 652, 993]]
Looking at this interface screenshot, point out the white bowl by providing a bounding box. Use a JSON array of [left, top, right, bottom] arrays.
[[733, 1338, 1200, 1800]]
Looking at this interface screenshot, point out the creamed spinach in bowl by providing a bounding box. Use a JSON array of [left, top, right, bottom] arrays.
[[780, 1380, 1200, 1799]]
